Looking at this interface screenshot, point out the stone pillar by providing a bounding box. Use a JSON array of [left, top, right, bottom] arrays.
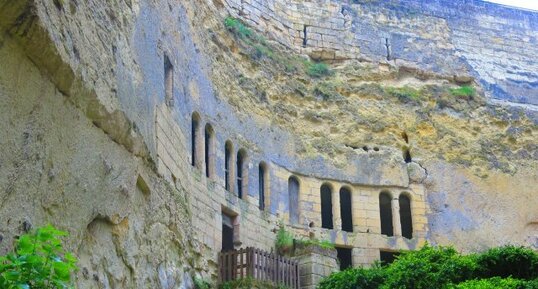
[[332, 187, 341, 230], [391, 198, 402, 237], [295, 245, 338, 289]]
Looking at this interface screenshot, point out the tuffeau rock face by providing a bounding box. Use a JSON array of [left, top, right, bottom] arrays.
[[0, 0, 536, 288]]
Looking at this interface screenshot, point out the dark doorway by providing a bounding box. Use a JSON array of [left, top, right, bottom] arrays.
[[399, 194, 413, 239], [340, 187, 353, 232], [336, 247, 353, 271], [222, 213, 235, 252], [379, 192, 393, 236], [320, 184, 333, 229], [380, 250, 399, 266]]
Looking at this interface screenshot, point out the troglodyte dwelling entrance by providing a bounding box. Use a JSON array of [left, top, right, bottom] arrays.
[[222, 212, 235, 252]]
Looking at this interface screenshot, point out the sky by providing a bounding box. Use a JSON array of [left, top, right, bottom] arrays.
[[485, 0, 538, 11]]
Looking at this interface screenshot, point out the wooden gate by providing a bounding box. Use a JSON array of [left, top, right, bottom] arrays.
[[218, 247, 300, 289]]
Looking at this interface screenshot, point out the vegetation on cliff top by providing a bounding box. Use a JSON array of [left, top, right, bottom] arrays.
[[225, 17, 332, 78], [318, 244, 538, 289], [220, 15, 536, 177]]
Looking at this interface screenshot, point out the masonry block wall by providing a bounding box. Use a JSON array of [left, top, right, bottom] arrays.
[[224, 0, 538, 106], [156, 100, 428, 277]]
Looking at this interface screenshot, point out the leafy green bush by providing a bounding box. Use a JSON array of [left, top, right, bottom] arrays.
[[381, 245, 478, 289], [449, 277, 524, 289], [0, 225, 78, 289], [306, 62, 331, 78], [476, 246, 538, 280], [450, 85, 475, 98], [317, 267, 385, 289]]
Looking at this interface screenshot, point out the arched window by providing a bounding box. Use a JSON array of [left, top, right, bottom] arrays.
[[379, 192, 393, 236], [320, 184, 333, 229], [224, 141, 233, 191], [204, 124, 215, 178], [259, 162, 268, 210], [340, 187, 353, 232], [236, 149, 248, 199], [399, 194, 413, 239], [288, 176, 300, 224], [191, 113, 201, 167]]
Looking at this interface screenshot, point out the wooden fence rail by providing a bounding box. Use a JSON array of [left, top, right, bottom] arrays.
[[218, 247, 300, 289]]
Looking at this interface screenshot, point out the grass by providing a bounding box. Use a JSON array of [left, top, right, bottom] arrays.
[[385, 86, 422, 103], [314, 81, 341, 101], [224, 16, 331, 79], [450, 85, 475, 98], [297, 238, 335, 249]]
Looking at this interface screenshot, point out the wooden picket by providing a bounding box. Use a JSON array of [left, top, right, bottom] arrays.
[[218, 247, 300, 289]]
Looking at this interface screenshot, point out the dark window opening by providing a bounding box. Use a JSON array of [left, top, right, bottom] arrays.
[[288, 176, 300, 224], [164, 55, 174, 107], [340, 188, 353, 232], [399, 194, 413, 239], [320, 184, 333, 229], [303, 25, 308, 47], [236, 150, 245, 199], [336, 247, 353, 271], [191, 114, 199, 167], [403, 148, 412, 163], [259, 163, 266, 210], [385, 38, 391, 61], [379, 192, 394, 236], [204, 124, 214, 178], [222, 213, 235, 252], [380, 251, 399, 266], [224, 141, 232, 191]]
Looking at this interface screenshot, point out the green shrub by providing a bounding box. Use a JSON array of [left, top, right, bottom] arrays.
[[194, 277, 211, 289], [317, 267, 385, 289], [523, 279, 538, 289], [306, 62, 331, 77], [476, 246, 538, 280], [275, 225, 294, 254], [382, 245, 478, 289], [450, 85, 475, 98], [449, 277, 524, 289], [224, 17, 253, 40], [0, 225, 78, 289]]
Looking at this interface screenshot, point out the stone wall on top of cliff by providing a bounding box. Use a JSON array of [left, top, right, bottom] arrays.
[[224, 0, 538, 107]]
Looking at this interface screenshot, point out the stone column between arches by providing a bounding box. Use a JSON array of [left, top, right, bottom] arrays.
[[332, 186, 342, 230], [391, 197, 402, 237]]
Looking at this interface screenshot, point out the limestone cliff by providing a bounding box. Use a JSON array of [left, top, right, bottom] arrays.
[[0, 0, 536, 288]]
